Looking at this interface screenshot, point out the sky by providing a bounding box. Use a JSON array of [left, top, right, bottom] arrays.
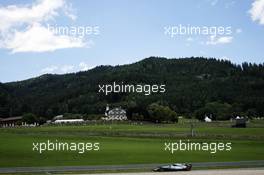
[[0, 0, 264, 82]]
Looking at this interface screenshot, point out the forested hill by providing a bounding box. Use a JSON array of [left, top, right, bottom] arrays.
[[1, 57, 264, 120]]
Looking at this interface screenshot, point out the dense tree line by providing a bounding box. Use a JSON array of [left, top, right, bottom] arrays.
[[0, 57, 264, 121]]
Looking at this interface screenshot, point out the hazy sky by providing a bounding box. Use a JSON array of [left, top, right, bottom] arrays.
[[0, 0, 264, 82]]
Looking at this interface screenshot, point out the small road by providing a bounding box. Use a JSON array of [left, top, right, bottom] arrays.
[[0, 160, 264, 174]]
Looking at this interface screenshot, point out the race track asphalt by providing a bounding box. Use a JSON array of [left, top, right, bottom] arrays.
[[0, 160, 264, 173], [85, 168, 264, 175]]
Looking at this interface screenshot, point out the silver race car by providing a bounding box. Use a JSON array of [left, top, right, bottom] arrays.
[[153, 163, 192, 172]]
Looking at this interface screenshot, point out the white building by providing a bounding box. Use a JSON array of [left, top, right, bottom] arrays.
[[204, 116, 212, 122], [102, 105, 127, 121], [54, 119, 84, 124]]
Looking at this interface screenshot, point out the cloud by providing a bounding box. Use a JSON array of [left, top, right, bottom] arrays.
[[220, 56, 231, 61], [61, 65, 74, 73], [41, 64, 74, 74], [4, 23, 85, 53], [0, 0, 64, 31], [41, 62, 94, 74], [79, 62, 92, 71], [249, 0, 264, 25], [41, 65, 58, 73], [64, 3, 77, 21], [0, 0, 86, 53], [206, 35, 233, 45]]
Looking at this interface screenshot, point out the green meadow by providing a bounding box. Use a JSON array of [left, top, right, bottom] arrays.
[[0, 121, 264, 167]]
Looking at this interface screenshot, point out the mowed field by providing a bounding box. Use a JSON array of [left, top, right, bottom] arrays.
[[0, 120, 264, 167]]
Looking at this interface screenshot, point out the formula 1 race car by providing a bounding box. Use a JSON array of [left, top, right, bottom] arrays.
[[153, 163, 192, 172]]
